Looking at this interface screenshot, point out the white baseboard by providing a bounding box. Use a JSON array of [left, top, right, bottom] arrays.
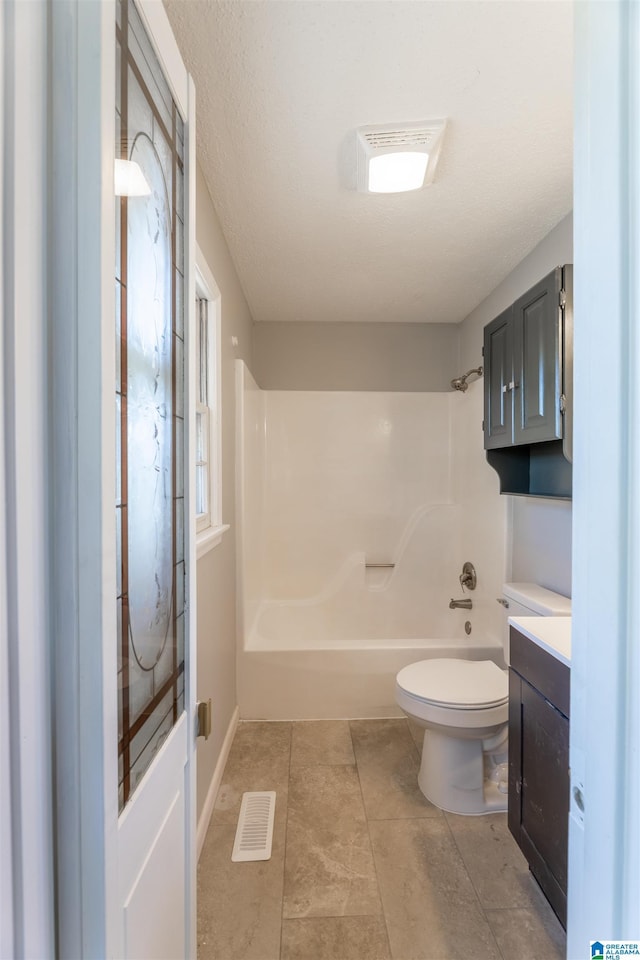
[[197, 705, 240, 860]]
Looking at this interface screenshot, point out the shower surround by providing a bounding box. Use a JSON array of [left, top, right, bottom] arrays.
[[236, 361, 504, 719]]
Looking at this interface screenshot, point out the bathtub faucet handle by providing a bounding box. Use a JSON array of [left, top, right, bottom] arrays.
[[459, 561, 477, 592]]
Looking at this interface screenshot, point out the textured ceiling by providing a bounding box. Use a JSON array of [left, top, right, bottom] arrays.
[[164, 0, 573, 324]]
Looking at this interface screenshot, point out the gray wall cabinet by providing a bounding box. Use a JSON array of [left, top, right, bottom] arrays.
[[483, 266, 573, 498]]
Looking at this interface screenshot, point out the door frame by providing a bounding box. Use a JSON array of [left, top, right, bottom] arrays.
[[1, 1, 55, 956], [569, 0, 640, 951]]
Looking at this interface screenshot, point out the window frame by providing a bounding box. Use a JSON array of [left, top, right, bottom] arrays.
[[195, 244, 228, 558]]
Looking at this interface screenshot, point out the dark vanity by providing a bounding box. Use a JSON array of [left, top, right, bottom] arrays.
[[508, 623, 570, 928]]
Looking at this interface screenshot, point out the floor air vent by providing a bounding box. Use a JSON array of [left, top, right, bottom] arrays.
[[231, 791, 276, 862]]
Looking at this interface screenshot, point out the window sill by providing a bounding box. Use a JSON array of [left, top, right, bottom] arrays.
[[196, 523, 230, 560]]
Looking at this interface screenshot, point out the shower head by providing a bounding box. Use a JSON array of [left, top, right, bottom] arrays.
[[451, 366, 483, 393]]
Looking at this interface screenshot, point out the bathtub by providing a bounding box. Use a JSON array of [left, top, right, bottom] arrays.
[[235, 361, 507, 721], [238, 633, 504, 720]]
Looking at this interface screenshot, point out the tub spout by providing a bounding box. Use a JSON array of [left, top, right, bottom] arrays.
[[449, 598, 473, 610]]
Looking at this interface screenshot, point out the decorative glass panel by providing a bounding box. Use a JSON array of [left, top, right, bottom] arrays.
[[116, 0, 186, 811]]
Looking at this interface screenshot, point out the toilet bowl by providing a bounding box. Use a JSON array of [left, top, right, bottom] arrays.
[[395, 582, 571, 815]]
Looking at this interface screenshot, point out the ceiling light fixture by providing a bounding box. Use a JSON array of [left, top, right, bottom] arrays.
[[114, 158, 152, 197], [356, 120, 447, 194]]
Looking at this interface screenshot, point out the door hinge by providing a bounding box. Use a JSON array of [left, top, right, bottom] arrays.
[[560, 393, 567, 415], [197, 699, 212, 740], [183, 562, 188, 612], [482, 420, 485, 431], [559, 289, 567, 308]]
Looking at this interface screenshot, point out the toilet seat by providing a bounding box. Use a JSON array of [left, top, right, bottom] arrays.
[[396, 658, 508, 710]]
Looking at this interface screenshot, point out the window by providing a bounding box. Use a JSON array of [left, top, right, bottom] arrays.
[[195, 246, 227, 557], [195, 296, 211, 528], [115, 0, 187, 808]]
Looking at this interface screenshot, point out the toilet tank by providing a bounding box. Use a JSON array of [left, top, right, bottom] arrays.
[[501, 582, 571, 660], [503, 582, 572, 618]]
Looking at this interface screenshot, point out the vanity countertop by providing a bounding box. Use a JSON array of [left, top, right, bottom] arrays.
[[508, 616, 571, 668]]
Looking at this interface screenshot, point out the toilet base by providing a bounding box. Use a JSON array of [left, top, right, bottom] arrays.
[[417, 728, 508, 815]]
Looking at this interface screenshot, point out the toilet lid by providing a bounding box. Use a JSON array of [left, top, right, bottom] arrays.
[[396, 659, 508, 709]]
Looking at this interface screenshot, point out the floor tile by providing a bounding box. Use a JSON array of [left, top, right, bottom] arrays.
[[283, 764, 382, 919], [445, 811, 545, 910], [197, 719, 565, 960], [350, 719, 440, 820], [197, 823, 284, 960], [486, 906, 566, 960], [281, 916, 392, 960], [291, 720, 355, 767], [213, 722, 291, 826], [369, 818, 501, 960], [226, 720, 292, 765]]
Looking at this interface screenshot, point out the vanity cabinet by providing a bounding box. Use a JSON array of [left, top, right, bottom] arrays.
[[508, 626, 570, 928], [483, 265, 573, 498]]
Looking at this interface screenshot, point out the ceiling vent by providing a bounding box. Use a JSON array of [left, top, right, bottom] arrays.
[[356, 119, 447, 194]]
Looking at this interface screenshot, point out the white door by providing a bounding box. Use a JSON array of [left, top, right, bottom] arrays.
[[114, 2, 196, 954], [49, 1, 197, 956]]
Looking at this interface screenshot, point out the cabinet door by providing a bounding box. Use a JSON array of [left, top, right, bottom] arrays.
[[513, 268, 562, 444], [483, 306, 513, 449], [509, 669, 569, 927]]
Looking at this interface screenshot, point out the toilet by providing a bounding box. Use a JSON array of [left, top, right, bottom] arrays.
[[395, 582, 571, 815]]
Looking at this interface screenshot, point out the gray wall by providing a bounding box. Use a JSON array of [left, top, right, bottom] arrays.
[[508, 497, 572, 597], [253, 321, 459, 391], [195, 163, 254, 824], [460, 212, 573, 597]]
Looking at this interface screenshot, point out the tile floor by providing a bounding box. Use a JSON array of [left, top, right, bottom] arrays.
[[198, 719, 566, 960]]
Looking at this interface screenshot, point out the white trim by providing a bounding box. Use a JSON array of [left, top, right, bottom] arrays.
[[3, 2, 55, 955], [196, 242, 221, 302], [50, 1, 122, 953], [197, 524, 231, 560], [195, 243, 225, 541], [184, 71, 198, 960], [196, 706, 240, 860], [569, 0, 640, 951], [134, 0, 188, 120], [0, 8, 14, 954]]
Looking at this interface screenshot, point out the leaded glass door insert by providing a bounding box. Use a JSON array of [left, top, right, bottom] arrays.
[[116, 0, 185, 811]]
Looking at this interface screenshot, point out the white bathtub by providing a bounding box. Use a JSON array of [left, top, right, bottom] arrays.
[[235, 362, 507, 721], [238, 635, 504, 720]]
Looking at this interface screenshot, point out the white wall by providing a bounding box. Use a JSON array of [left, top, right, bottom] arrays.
[[235, 369, 511, 650], [509, 498, 572, 596], [194, 165, 254, 825], [459, 212, 573, 598], [450, 382, 509, 654]]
